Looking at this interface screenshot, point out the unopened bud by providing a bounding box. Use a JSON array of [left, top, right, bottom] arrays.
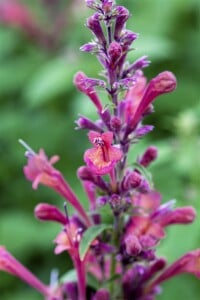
[[110, 116, 121, 132], [108, 41, 122, 68], [93, 288, 110, 300], [87, 13, 106, 45], [73, 72, 103, 112], [124, 234, 142, 256], [122, 171, 142, 190], [139, 146, 158, 167], [114, 6, 130, 40], [34, 203, 66, 225]]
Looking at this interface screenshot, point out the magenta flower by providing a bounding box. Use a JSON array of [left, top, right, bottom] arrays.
[[21, 141, 91, 226], [125, 71, 177, 134], [24, 148, 60, 190], [148, 249, 200, 292], [73, 71, 103, 112], [0, 246, 50, 297], [84, 131, 122, 175]]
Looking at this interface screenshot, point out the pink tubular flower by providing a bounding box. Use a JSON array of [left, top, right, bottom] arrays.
[[24, 148, 60, 190], [73, 72, 103, 112], [21, 141, 91, 226], [125, 215, 165, 248], [0, 246, 50, 297], [148, 249, 200, 291], [84, 131, 123, 175], [125, 71, 177, 133]]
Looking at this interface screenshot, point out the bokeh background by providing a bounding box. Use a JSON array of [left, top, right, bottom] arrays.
[[0, 0, 200, 299]]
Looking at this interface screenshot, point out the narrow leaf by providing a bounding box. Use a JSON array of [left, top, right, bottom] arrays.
[[79, 224, 112, 261]]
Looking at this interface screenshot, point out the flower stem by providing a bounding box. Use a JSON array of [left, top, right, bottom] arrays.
[[74, 258, 86, 300]]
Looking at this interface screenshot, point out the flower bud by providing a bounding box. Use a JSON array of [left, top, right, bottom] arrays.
[[93, 288, 110, 300], [108, 41, 122, 68], [73, 72, 103, 112], [160, 206, 196, 227], [114, 6, 130, 40], [120, 30, 138, 49], [110, 116, 121, 132], [124, 234, 142, 256], [87, 13, 106, 45], [34, 203, 66, 225], [80, 42, 98, 53], [135, 125, 154, 138], [122, 171, 142, 190], [139, 146, 158, 167], [75, 115, 103, 132]]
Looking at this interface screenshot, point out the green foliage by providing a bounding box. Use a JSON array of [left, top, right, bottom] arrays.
[[79, 224, 112, 261]]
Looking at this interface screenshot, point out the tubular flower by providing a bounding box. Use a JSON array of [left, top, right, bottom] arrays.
[[84, 131, 123, 175], [24, 148, 60, 190], [0, 246, 50, 297]]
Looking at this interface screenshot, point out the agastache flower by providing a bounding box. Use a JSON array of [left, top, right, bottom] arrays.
[[20, 140, 91, 226], [84, 131, 122, 175], [147, 249, 200, 293], [74, 72, 103, 113], [125, 71, 177, 135], [0, 246, 50, 298]]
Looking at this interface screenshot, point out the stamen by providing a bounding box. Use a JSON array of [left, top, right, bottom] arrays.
[[64, 203, 70, 225], [93, 137, 104, 146], [19, 139, 36, 157]]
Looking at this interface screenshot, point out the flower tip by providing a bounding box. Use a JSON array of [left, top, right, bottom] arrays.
[[154, 71, 177, 94]]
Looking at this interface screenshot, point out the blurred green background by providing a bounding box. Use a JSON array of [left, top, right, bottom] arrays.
[[0, 0, 200, 299]]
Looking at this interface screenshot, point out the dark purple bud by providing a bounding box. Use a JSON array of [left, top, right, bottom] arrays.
[[140, 249, 156, 261], [138, 179, 150, 193], [108, 41, 122, 68], [109, 194, 121, 210], [120, 30, 138, 48], [114, 6, 130, 40], [77, 166, 109, 191], [92, 288, 110, 300], [110, 116, 121, 132], [97, 196, 109, 207], [87, 13, 106, 45], [64, 282, 78, 300], [139, 146, 158, 167], [98, 108, 111, 130], [124, 234, 142, 256], [80, 42, 99, 53], [122, 171, 142, 190], [135, 125, 154, 138], [75, 115, 103, 132], [144, 259, 166, 282], [102, 1, 113, 13], [122, 265, 146, 299], [34, 203, 66, 225]]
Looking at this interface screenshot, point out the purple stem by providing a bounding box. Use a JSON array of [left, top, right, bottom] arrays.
[[73, 257, 86, 300]]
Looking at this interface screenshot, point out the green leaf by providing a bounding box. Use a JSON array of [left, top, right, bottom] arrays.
[[60, 269, 77, 283], [79, 224, 112, 261], [98, 204, 114, 224]]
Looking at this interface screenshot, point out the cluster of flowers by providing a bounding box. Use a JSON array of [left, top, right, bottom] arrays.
[[1, 1, 200, 299]]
